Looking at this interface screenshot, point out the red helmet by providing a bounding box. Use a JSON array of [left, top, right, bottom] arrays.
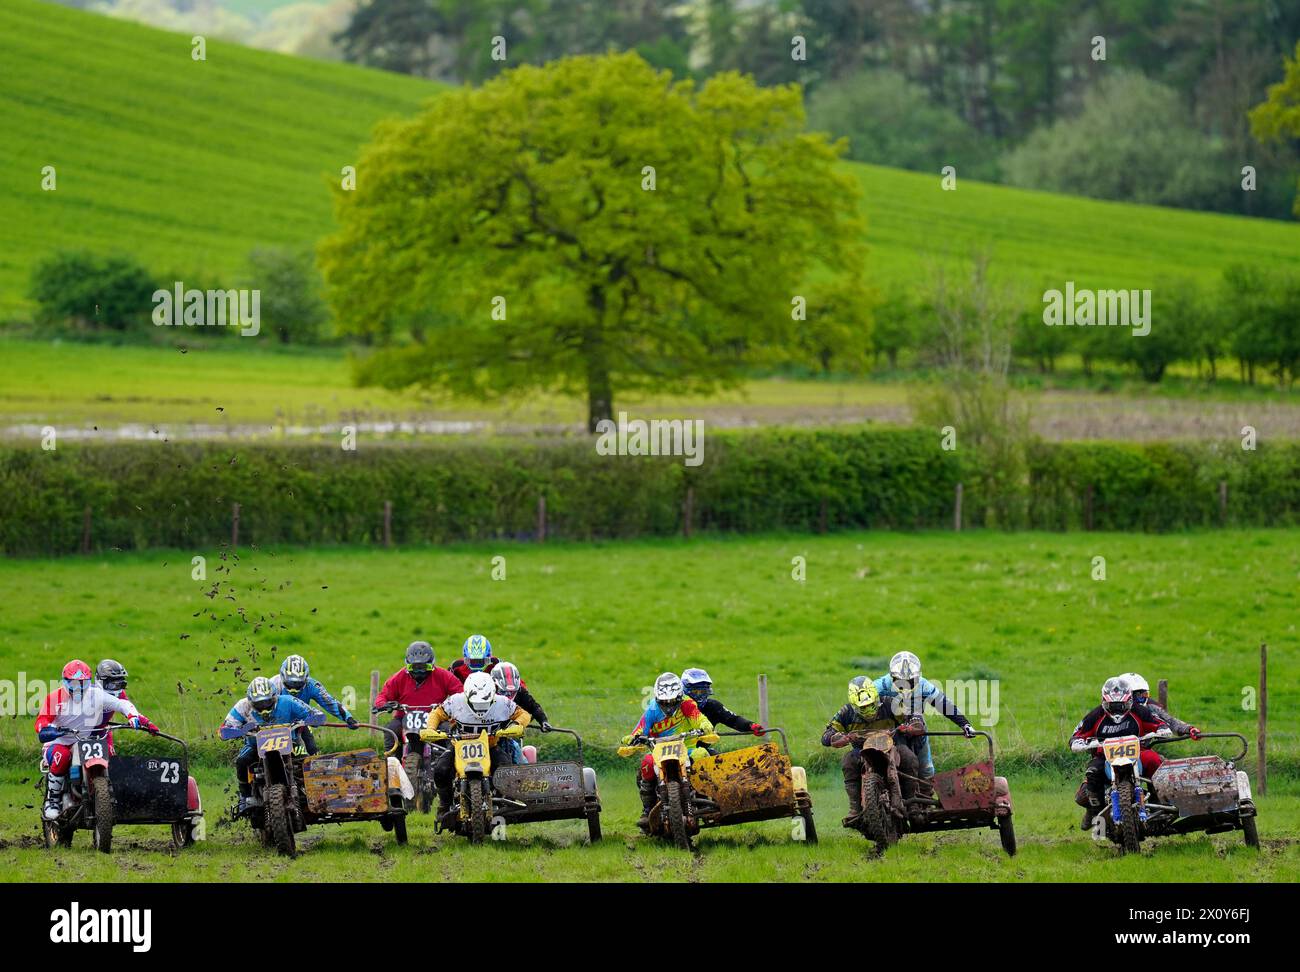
[[62, 659, 93, 682]]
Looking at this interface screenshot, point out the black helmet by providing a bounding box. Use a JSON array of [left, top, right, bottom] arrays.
[[96, 658, 128, 694], [405, 641, 434, 682]]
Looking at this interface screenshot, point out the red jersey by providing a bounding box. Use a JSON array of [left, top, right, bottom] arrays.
[[374, 667, 462, 708]]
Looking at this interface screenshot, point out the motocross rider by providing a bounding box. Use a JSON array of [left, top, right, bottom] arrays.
[[421, 671, 531, 822], [373, 641, 463, 756], [1119, 673, 1200, 739], [449, 634, 502, 682], [1070, 677, 1171, 830], [822, 675, 919, 827], [36, 660, 158, 820], [219, 676, 326, 815], [680, 668, 764, 743], [621, 672, 715, 830], [491, 661, 552, 764], [874, 651, 976, 779], [271, 653, 357, 754]]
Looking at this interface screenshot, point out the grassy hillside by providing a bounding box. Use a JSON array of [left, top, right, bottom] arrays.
[[3, 0, 1300, 319], [0, 0, 434, 317]]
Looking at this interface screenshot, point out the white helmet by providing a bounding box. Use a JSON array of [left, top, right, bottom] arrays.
[[1120, 672, 1149, 695], [654, 672, 684, 711], [464, 671, 497, 716], [889, 651, 922, 692]]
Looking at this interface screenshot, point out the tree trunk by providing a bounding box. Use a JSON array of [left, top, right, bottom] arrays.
[[586, 362, 612, 433]]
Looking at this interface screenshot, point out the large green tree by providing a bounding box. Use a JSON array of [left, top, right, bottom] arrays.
[[320, 52, 868, 430]]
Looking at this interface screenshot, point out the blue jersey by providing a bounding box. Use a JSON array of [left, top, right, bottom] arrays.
[[271, 674, 351, 721], [220, 694, 325, 753], [873, 675, 970, 776]]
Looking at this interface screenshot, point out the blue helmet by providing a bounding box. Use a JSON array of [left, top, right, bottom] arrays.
[[681, 668, 712, 702], [279, 654, 310, 694], [461, 634, 493, 671]]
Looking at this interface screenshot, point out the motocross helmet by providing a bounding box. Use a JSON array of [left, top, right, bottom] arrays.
[[1101, 677, 1132, 720], [62, 659, 93, 701], [405, 641, 435, 682], [848, 676, 880, 716], [461, 634, 493, 671], [1120, 672, 1150, 704], [96, 658, 128, 694], [889, 651, 922, 693], [464, 672, 497, 716], [491, 661, 522, 701], [248, 676, 278, 714], [654, 672, 685, 713], [279, 654, 310, 694], [681, 668, 712, 702]]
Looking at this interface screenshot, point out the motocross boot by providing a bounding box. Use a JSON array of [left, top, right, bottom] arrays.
[[636, 778, 656, 831], [43, 774, 65, 821], [841, 776, 863, 828], [1080, 789, 1105, 831], [436, 787, 456, 828]]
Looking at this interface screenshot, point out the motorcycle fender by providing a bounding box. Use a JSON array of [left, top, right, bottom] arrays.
[[993, 776, 1013, 814], [1236, 771, 1252, 803], [791, 765, 808, 794], [83, 758, 109, 775], [187, 776, 202, 813]]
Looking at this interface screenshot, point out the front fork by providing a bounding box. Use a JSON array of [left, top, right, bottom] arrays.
[[1109, 772, 1149, 824]]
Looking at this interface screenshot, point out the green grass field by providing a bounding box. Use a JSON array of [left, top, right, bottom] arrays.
[[3, 0, 1299, 319], [0, 530, 1296, 881]]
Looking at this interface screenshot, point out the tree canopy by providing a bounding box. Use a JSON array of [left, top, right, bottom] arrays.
[[320, 52, 869, 430]]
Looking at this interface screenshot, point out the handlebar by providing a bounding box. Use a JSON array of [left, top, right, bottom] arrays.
[[1149, 731, 1248, 762], [527, 723, 584, 763], [320, 722, 401, 757], [920, 729, 994, 763], [712, 726, 790, 755]]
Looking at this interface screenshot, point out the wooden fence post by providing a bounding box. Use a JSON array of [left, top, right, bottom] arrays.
[[369, 670, 381, 716], [683, 486, 694, 539], [1258, 644, 1267, 796], [953, 483, 963, 532], [81, 506, 91, 554], [757, 673, 769, 729], [1157, 678, 1167, 711], [817, 497, 828, 534], [536, 495, 546, 543], [231, 502, 240, 551], [1084, 483, 1095, 532], [1218, 481, 1228, 525], [383, 500, 392, 548]]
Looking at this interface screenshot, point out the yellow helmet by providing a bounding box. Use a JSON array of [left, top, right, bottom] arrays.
[[848, 676, 879, 715]]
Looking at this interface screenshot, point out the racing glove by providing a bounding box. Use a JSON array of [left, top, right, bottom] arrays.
[[962, 723, 976, 738], [129, 715, 159, 734], [829, 733, 851, 748], [346, 716, 359, 730], [540, 722, 553, 733], [1188, 726, 1201, 740], [37, 726, 61, 743], [750, 723, 764, 736]]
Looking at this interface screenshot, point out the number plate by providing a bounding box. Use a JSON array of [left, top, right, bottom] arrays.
[[1103, 736, 1140, 763], [655, 740, 685, 761], [454, 739, 487, 761], [404, 711, 429, 731], [256, 725, 293, 756], [78, 740, 107, 762]]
